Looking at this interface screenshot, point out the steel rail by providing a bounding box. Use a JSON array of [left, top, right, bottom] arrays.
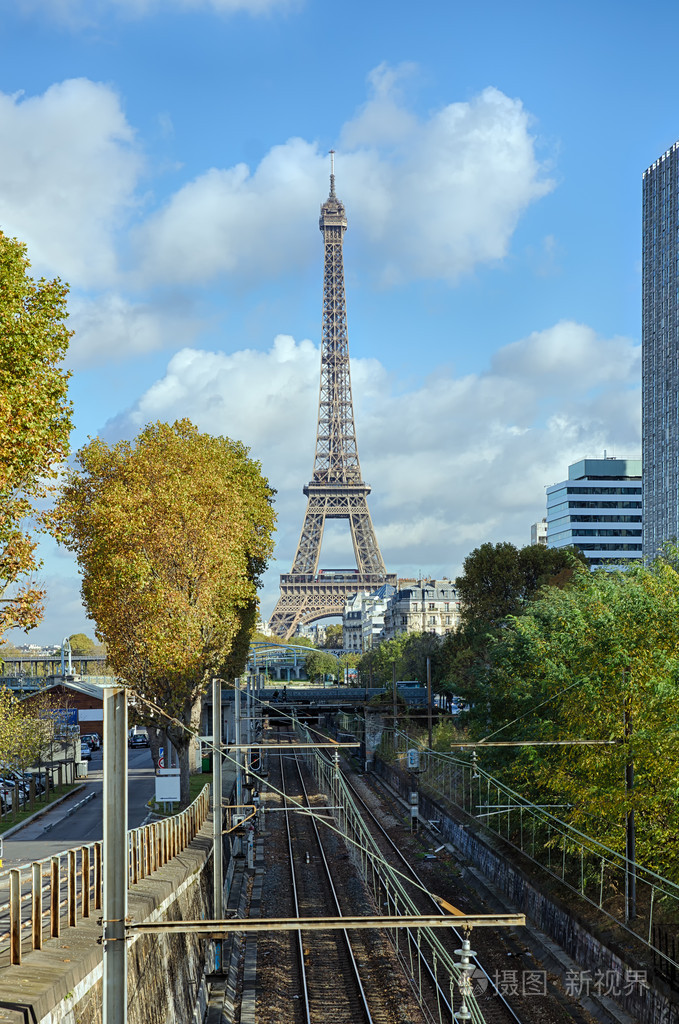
[[301, 733, 490, 1024], [280, 747, 313, 1024], [344, 769, 524, 1024], [290, 747, 375, 1023]]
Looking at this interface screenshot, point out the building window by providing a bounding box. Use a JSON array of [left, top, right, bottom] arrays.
[[444, 603, 449, 612], [445, 616, 451, 625], [428, 602, 435, 610], [428, 616, 436, 625]]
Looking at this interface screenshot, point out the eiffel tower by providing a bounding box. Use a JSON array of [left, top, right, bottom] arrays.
[[269, 154, 395, 640]]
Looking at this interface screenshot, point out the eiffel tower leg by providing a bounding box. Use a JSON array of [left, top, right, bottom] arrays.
[[349, 506, 386, 575], [290, 498, 326, 575], [268, 583, 358, 640], [267, 593, 306, 640]]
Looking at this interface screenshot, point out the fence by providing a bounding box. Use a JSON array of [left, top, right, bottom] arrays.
[[296, 719, 488, 1024], [0, 784, 210, 965], [384, 729, 679, 979], [0, 764, 78, 823]]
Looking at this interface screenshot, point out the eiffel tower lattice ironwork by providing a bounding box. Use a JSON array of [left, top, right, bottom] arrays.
[[269, 155, 395, 639]]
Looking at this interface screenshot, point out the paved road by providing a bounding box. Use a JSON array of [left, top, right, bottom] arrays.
[[2, 746, 156, 867]]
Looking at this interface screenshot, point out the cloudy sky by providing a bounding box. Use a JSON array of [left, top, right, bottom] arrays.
[[2, 0, 671, 643]]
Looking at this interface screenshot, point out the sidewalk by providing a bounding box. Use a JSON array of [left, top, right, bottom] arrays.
[[1, 784, 90, 842]]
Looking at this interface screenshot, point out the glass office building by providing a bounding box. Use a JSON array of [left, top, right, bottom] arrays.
[[546, 458, 642, 569], [642, 142, 679, 557]]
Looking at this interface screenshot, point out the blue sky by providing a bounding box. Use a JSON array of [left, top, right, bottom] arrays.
[[2, 0, 672, 643]]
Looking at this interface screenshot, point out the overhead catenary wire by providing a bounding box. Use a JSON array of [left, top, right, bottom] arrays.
[[130, 684, 463, 915]]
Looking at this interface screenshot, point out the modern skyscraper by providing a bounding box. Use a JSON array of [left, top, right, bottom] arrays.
[[546, 457, 642, 569], [642, 141, 679, 557]]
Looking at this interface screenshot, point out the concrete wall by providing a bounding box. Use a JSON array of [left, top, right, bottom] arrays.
[[375, 757, 679, 1024], [0, 824, 216, 1024]]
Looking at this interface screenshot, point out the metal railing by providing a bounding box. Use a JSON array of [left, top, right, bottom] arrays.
[[384, 729, 679, 979], [296, 720, 488, 1024], [0, 784, 210, 965]]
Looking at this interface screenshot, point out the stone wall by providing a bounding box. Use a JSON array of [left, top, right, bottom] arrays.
[[375, 757, 679, 1024]]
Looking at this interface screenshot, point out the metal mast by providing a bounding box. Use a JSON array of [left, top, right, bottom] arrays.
[[269, 154, 394, 639]]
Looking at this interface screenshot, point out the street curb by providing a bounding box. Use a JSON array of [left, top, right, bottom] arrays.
[[0, 784, 88, 839], [42, 790, 97, 833]]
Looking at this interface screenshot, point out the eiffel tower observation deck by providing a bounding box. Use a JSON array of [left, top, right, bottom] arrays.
[[268, 154, 395, 639]]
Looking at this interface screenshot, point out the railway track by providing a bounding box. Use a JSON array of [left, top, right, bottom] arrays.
[[263, 738, 428, 1024], [342, 769, 525, 1024], [344, 766, 596, 1024]]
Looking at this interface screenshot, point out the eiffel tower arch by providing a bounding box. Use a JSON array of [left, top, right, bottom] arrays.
[[269, 155, 395, 640]]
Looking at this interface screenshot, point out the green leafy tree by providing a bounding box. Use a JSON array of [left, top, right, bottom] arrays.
[[304, 649, 339, 683], [401, 631, 443, 685], [287, 635, 317, 648], [52, 419, 276, 805], [455, 541, 586, 626], [0, 687, 56, 772], [321, 623, 344, 648], [491, 560, 679, 878], [339, 651, 360, 684], [437, 542, 587, 713], [357, 634, 409, 686], [0, 643, 22, 660], [0, 232, 73, 638], [67, 633, 97, 656]]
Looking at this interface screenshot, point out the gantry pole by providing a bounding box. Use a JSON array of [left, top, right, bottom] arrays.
[[103, 686, 128, 1024]]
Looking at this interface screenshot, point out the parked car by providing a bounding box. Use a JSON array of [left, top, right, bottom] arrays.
[[129, 732, 149, 748], [82, 732, 101, 751], [0, 768, 30, 798], [27, 771, 46, 795], [80, 741, 92, 761], [0, 779, 26, 810]]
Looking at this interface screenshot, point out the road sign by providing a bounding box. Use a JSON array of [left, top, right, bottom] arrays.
[[158, 746, 164, 769], [155, 770, 180, 802]]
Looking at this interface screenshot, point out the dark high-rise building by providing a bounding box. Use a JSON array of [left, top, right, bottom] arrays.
[[642, 141, 679, 557]]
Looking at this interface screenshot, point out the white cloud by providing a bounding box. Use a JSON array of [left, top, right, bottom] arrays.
[[18, 0, 296, 26], [0, 67, 553, 368], [0, 79, 141, 288], [136, 65, 554, 286], [67, 293, 203, 367], [491, 320, 639, 386], [135, 138, 323, 284], [109, 320, 640, 616]]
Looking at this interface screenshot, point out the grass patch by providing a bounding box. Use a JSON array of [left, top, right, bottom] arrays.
[[0, 782, 82, 833]]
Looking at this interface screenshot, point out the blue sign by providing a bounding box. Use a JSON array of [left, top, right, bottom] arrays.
[[41, 707, 78, 728]]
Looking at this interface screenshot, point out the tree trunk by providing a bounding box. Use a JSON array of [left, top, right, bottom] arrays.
[[166, 699, 201, 808], [166, 723, 191, 807], [148, 725, 164, 771]]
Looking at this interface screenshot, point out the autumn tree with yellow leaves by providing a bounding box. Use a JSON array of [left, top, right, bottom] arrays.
[[0, 232, 73, 638], [53, 419, 276, 805]]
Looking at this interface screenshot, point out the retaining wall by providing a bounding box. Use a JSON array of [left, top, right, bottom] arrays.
[[375, 756, 679, 1024], [0, 824, 215, 1024]]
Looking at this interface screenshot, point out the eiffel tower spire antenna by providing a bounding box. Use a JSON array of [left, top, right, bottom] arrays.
[[329, 148, 336, 197], [268, 155, 394, 640]]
